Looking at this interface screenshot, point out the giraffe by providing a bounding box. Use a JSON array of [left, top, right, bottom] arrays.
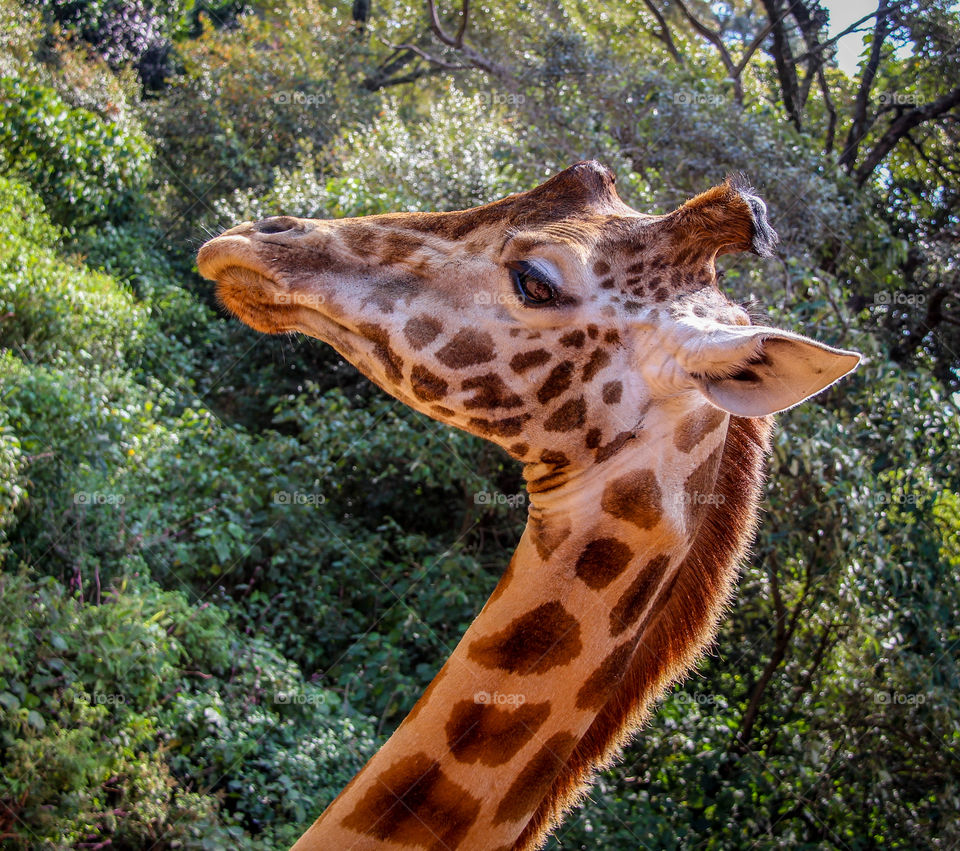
[[196, 161, 860, 851]]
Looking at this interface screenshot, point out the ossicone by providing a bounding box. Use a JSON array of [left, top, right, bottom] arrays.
[[666, 177, 779, 258]]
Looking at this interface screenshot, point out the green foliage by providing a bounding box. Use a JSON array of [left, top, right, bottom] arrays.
[[145, 1, 372, 225], [0, 569, 235, 847], [0, 176, 148, 366], [0, 76, 152, 228], [1, 0, 958, 847], [323, 86, 528, 214], [0, 567, 375, 847], [210, 86, 529, 226], [163, 638, 376, 845], [0, 408, 24, 550]]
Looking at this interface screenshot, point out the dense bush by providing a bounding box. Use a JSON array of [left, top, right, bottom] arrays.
[[28, 0, 186, 87], [0, 177, 147, 365], [0, 77, 152, 227], [209, 86, 530, 226], [0, 567, 376, 847], [0, 171, 383, 845], [0, 568, 233, 847], [145, 0, 371, 226]]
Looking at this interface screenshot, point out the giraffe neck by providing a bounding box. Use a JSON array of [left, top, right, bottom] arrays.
[[292, 404, 769, 851]]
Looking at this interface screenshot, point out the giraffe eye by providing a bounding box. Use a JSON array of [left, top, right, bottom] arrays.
[[507, 261, 556, 306]]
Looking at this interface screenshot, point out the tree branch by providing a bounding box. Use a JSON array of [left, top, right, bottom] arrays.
[[734, 13, 783, 76], [818, 65, 838, 153], [854, 84, 960, 184], [889, 284, 954, 364], [423, 0, 515, 80], [734, 553, 786, 750], [788, 9, 882, 65], [362, 61, 450, 91], [787, 0, 829, 112], [641, 0, 683, 64], [672, 0, 741, 100], [839, 0, 892, 171], [759, 0, 802, 128], [375, 37, 469, 71]]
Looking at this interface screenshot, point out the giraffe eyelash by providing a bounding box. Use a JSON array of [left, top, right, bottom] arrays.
[[507, 260, 556, 306]]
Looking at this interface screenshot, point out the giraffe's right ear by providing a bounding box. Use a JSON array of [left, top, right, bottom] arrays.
[[684, 326, 861, 417]]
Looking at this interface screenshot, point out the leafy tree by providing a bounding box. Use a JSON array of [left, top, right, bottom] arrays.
[[0, 0, 957, 846]]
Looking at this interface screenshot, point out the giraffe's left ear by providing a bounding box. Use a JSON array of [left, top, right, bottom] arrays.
[[684, 326, 861, 417]]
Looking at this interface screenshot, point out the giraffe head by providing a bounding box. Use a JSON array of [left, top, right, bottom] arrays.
[[197, 162, 859, 473]]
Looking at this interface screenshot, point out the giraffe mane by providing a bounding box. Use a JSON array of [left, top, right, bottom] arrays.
[[516, 414, 773, 849]]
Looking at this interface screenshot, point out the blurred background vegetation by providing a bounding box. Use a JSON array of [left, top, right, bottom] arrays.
[[0, 0, 958, 847]]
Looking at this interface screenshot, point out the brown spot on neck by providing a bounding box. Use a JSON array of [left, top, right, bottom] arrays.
[[410, 364, 448, 402], [574, 638, 637, 711], [528, 513, 572, 560], [462, 372, 524, 409], [560, 329, 586, 348], [468, 413, 531, 438], [508, 441, 530, 459], [574, 537, 634, 590], [446, 699, 551, 767], [601, 469, 662, 530], [540, 449, 569, 467], [582, 347, 611, 382], [511, 348, 552, 374], [675, 405, 727, 453], [537, 361, 575, 404], [609, 553, 671, 636], [357, 322, 404, 383], [543, 396, 587, 432], [468, 601, 582, 675], [492, 732, 579, 826], [340, 752, 481, 849], [601, 380, 622, 405]]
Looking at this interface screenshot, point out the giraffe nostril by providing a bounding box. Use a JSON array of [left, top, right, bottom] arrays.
[[254, 216, 302, 235]]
